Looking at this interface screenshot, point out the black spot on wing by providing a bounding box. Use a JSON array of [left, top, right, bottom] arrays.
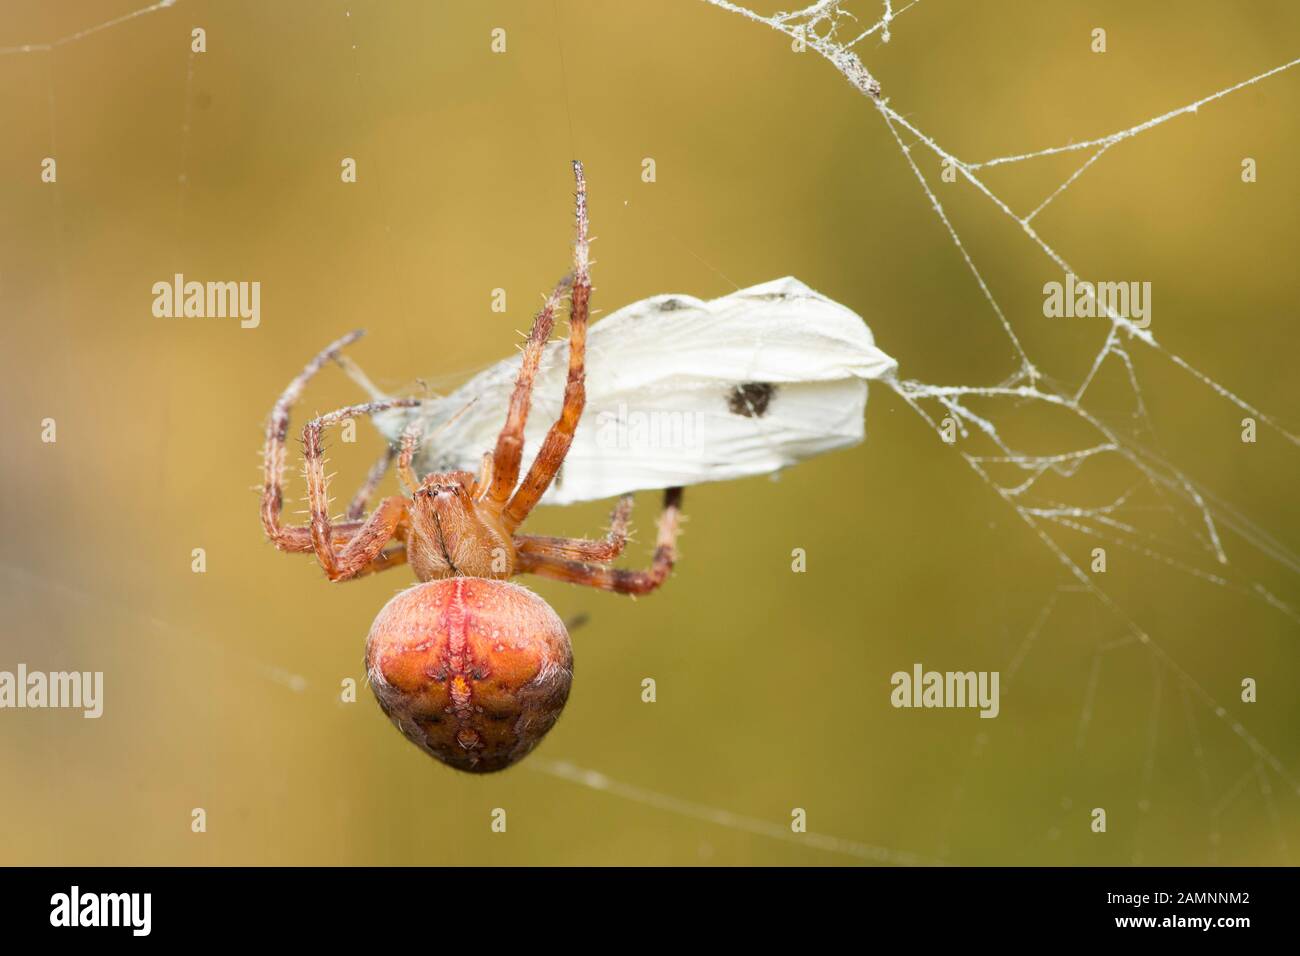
[[727, 382, 777, 418], [654, 297, 687, 311]]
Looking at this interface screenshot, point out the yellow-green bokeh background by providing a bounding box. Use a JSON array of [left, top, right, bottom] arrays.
[[2, 0, 1298, 865]]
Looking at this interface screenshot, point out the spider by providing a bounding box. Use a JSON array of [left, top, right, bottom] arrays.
[[259, 162, 683, 773]]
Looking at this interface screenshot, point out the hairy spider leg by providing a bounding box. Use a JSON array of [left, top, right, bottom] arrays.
[[481, 274, 574, 507], [261, 329, 377, 552], [347, 445, 397, 519], [503, 160, 592, 530], [514, 494, 634, 563], [259, 327, 422, 579], [517, 488, 683, 595], [299, 400, 422, 581], [397, 421, 424, 493]]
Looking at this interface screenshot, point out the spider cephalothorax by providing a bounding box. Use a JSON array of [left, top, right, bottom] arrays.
[[403, 471, 515, 581], [259, 162, 683, 772]]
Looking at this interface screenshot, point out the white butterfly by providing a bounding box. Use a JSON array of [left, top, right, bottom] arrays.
[[348, 277, 897, 505]]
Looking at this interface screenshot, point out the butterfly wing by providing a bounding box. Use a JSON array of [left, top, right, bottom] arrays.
[[370, 277, 896, 505]]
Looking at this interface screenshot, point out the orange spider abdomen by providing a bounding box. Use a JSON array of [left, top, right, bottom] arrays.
[[365, 578, 573, 773]]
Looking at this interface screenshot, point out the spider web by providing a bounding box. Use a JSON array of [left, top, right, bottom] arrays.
[[5, 0, 1298, 866], [702, 0, 1300, 861]]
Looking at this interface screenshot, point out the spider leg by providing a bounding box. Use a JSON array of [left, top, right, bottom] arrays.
[[334, 352, 389, 402], [346, 445, 397, 520], [262, 330, 372, 551], [355, 544, 408, 577], [338, 457, 407, 586], [313, 497, 409, 582], [471, 451, 495, 498], [503, 160, 591, 529], [514, 494, 633, 563], [397, 421, 424, 493], [300, 400, 421, 582], [481, 275, 573, 506], [517, 488, 682, 595]]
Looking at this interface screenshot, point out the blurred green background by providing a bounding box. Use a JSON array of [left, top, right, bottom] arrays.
[[2, 0, 1298, 865]]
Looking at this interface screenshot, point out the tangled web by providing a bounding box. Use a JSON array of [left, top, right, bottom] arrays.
[[705, 0, 1300, 858]]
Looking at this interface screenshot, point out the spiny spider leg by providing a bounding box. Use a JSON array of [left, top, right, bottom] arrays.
[[262, 330, 373, 552], [503, 160, 591, 529], [300, 399, 421, 581], [357, 545, 409, 578], [482, 274, 574, 506], [397, 421, 424, 493], [515, 494, 634, 563], [517, 488, 683, 595], [346, 445, 397, 520]]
